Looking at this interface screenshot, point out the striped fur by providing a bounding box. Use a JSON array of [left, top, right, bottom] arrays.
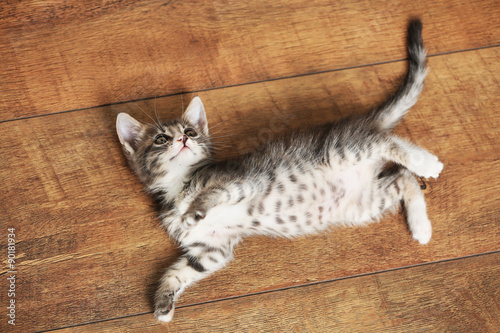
[[116, 19, 443, 323]]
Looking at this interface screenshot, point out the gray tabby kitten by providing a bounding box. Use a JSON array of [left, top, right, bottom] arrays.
[[116, 20, 443, 322]]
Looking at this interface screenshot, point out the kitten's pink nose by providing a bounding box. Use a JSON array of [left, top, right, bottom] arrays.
[[178, 135, 188, 145]]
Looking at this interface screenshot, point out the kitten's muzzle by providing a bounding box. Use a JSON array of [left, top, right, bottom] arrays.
[[178, 134, 188, 145]]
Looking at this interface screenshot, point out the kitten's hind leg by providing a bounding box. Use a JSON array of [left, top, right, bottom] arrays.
[[154, 239, 236, 322], [399, 168, 433, 244], [384, 136, 443, 179], [377, 166, 432, 244]]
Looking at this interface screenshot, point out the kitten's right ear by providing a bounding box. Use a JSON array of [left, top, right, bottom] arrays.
[[183, 96, 208, 136], [116, 113, 144, 155]]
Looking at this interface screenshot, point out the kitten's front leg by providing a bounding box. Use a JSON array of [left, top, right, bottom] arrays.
[[180, 194, 214, 227], [181, 183, 254, 227], [154, 240, 236, 322]]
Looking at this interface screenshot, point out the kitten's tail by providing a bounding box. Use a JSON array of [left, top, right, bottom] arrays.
[[370, 19, 428, 131]]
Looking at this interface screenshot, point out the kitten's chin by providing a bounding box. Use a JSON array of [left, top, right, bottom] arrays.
[[179, 146, 193, 155], [168, 149, 206, 169], [170, 145, 195, 160]]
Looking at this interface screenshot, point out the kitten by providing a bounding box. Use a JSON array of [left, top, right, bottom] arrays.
[[116, 19, 443, 322]]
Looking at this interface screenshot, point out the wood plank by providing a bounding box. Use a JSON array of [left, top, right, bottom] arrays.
[[1, 0, 500, 120], [53, 253, 500, 332], [1, 48, 499, 332]]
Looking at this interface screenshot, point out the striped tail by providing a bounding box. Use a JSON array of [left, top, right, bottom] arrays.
[[371, 19, 428, 131]]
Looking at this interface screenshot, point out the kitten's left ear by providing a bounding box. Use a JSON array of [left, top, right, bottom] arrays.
[[116, 113, 144, 156], [183, 96, 208, 135]]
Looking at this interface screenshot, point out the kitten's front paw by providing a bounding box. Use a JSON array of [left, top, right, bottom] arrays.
[[181, 208, 207, 228], [155, 291, 176, 323], [409, 151, 443, 179]]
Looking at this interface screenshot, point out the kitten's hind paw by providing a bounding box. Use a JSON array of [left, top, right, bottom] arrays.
[[155, 292, 176, 323], [421, 159, 443, 179], [409, 151, 443, 179], [181, 209, 207, 228], [410, 215, 432, 245]]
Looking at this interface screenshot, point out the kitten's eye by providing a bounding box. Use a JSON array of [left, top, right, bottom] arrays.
[[184, 128, 197, 137], [154, 134, 170, 145]]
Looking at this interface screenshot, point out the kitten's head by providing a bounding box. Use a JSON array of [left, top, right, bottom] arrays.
[[116, 97, 211, 191]]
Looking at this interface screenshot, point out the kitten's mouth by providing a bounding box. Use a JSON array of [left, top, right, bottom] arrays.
[[171, 145, 193, 160]]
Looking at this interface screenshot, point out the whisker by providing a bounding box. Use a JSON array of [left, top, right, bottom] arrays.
[[138, 120, 157, 128], [209, 146, 233, 151], [153, 95, 162, 129], [197, 139, 234, 146], [135, 103, 163, 131], [208, 119, 230, 131], [210, 148, 233, 152], [206, 134, 237, 140], [209, 127, 238, 135], [208, 143, 235, 149], [209, 140, 234, 145], [207, 130, 240, 140], [181, 94, 185, 117]]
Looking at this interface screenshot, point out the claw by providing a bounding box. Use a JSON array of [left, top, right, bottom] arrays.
[[155, 292, 176, 323], [181, 209, 207, 227], [195, 211, 206, 220]]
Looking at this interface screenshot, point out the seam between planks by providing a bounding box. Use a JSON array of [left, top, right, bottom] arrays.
[[35, 249, 500, 333], [2, 43, 499, 125]]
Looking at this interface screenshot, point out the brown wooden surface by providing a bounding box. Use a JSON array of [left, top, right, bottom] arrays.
[[1, 0, 500, 120], [54, 253, 500, 332], [1, 1, 499, 332]]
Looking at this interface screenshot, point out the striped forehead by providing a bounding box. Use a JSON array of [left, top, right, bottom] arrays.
[[144, 120, 184, 137], [160, 120, 185, 136]]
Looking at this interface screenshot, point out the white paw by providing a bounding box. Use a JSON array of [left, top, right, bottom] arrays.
[[411, 216, 432, 245], [409, 151, 443, 179], [156, 308, 175, 323], [155, 289, 176, 322], [181, 209, 206, 228]]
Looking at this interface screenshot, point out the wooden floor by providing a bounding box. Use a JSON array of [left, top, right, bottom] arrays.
[[1, 1, 499, 332]]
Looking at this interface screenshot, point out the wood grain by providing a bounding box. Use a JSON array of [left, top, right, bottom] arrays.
[[1, 47, 498, 332], [1, 0, 500, 120], [53, 253, 500, 332]]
